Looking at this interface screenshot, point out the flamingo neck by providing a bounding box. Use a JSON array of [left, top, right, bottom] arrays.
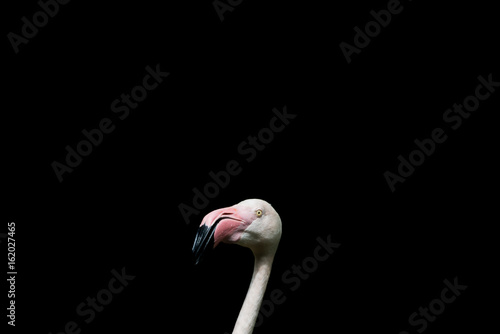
[[232, 252, 275, 334]]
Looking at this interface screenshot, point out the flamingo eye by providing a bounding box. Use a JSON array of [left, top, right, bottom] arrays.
[[255, 209, 263, 217]]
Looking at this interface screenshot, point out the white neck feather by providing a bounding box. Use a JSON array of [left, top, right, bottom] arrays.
[[232, 253, 274, 334]]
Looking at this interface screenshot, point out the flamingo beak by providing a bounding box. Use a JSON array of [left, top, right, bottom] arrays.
[[192, 206, 245, 265]]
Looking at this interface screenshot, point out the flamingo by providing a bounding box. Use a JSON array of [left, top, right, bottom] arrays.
[[192, 199, 282, 334]]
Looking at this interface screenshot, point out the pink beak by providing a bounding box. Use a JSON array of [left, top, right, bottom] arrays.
[[192, 206, 248, 265]]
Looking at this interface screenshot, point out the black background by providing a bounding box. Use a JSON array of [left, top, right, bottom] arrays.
[[3, 0, 498, 333]]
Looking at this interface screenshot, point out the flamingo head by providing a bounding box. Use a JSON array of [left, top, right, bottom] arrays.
[[192, 199, 282, 264]]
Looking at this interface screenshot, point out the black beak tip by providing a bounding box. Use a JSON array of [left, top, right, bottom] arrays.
[[192, 245, 204, 265], [192, 241, 213, 265], [192, 224, 215, 265]]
